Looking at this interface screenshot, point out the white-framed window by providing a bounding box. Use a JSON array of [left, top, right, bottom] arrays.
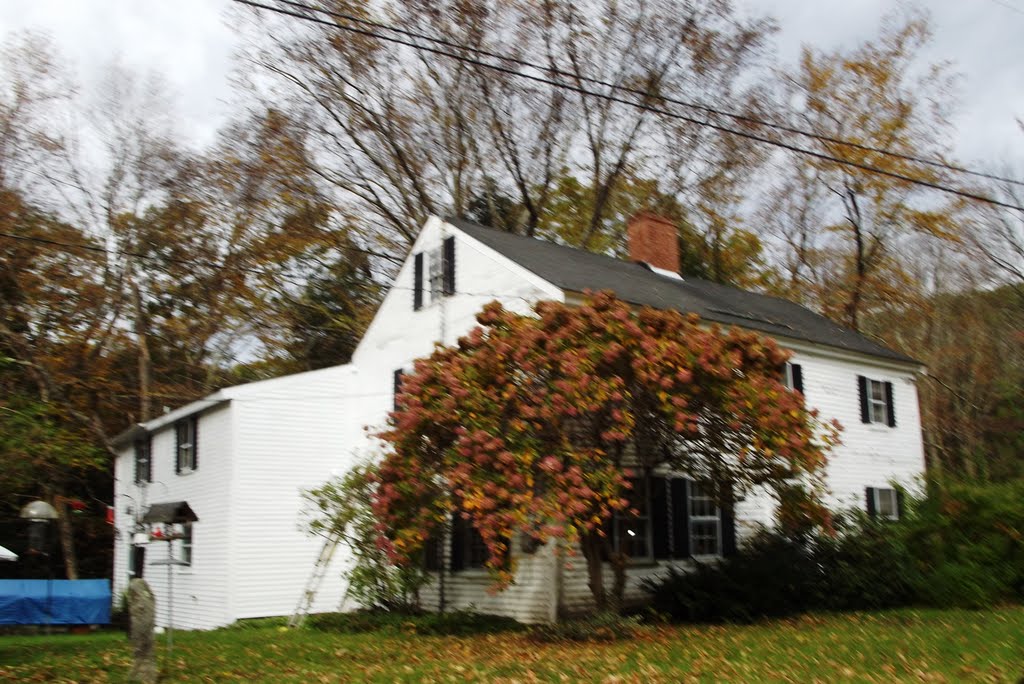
[[867, 378, 888, 424], [688, 481, 721, 557], [427, 246, 444, 304], [134, 436, 152, 484], [175, 417, 197, 473], [870, 487, 900, 521], [783, 362, 803, 393], [178, 523, 193, 566], [859, 375, 895, 427], [412, 236, 455, 310]]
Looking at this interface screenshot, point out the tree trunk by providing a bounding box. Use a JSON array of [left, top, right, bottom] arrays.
[[130, 276, 152, 422], [580, 531, 607, 612], [609, 551, 627, 614], [845, 188, 866, 332], [54, 497, 79, 580]]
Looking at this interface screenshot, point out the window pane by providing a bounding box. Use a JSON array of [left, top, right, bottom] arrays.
[[689, 481, 721, 556], [691, 521, 719, 555], [877, 489, 897, 519], [428, 247, 443, 301], [870, 380, 885, 402], [615, 517, 649, 558], [171, 523, 193, 565]]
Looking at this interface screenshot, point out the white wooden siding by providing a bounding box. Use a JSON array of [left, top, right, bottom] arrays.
[[114, 403, 235, 630], [229, 365, 356, 620], [349, 217, 563, 439], [112, 366, 360, 629]]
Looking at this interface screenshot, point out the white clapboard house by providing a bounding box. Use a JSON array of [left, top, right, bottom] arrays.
[[112, 214, 925, 628]]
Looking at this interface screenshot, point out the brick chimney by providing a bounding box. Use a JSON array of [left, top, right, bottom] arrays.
[[627, 212, 680, 274]]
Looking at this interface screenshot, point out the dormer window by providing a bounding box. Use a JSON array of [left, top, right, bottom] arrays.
[[413, 236, 455, 310]]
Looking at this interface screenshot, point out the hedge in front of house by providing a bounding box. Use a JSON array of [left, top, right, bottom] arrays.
[[642, 480, 1024, 623]]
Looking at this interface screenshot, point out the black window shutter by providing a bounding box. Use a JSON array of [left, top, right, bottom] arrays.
[[191, 416, 198, 471], [450, 514, 466, 571], [884, 382, 896, 427], [721, 488, 737, 557], [858, 375, 870, 423], [670, 478, 690, 559], [792, 363, 804, 395], [423, 532, 441, 571], [442, 236, 455, 296], [146, 437, 153, 481], [393, 369, 405, 411], [650, 476, 669, 560], [174, 423, 182, 474], [134, 441, 142, 483], [413, 252, 424, 310], [865, 487, 877, 518], [895, 489, 905, 520]]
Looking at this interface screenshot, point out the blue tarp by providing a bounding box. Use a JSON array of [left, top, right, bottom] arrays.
[[0, 579, 111, 625]]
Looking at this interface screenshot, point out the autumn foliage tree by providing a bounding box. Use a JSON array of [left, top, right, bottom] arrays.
[[759, 11, 961, 330], [374, 293, 838, 610]]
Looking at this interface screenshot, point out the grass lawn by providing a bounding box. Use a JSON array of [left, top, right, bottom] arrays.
[[2, 607, 1022, 683]]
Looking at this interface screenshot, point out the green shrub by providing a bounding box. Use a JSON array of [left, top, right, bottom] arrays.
[[642, 532, 823, 623], [902, 479, 1024, 607], [641, 479, 1024, 623], [814, 515, 918, 611], [529, 611, 641, 642]]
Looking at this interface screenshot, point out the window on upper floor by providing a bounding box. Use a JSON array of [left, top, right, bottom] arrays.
[[134, 436, 152, 484], [783, 362, 803, 394], [413, 236, 455, 310], [175, 416, 198, 474], [858, 376, 896, 427], [866, 487, 903, 521]]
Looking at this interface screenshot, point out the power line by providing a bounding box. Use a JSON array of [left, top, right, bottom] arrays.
[[985, 0, 1024, 16], [265, 0, 1024, 190]]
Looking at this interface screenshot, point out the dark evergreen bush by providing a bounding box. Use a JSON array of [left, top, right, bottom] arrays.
[[641, 480, 1024, 623], [643, 532, 822, 623]]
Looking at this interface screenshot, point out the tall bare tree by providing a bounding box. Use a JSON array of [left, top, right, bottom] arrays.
[[236, 0, 775, 263]]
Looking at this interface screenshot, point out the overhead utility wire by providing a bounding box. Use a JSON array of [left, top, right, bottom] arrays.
[[258, 0, 1024, 190], [232, 0, 1024, 212]]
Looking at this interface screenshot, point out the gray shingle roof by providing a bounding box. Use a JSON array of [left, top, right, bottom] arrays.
[[449, 218, 917, 365]]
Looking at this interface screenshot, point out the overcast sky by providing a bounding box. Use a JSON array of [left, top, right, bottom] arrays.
[[1, 0, 1021, 170]]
